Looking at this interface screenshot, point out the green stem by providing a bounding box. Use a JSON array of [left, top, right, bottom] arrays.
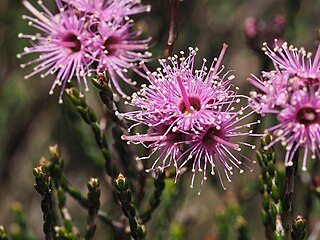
[[115, 174, 145, 240], [92, 73, 138, 183], [283, 149, 299, 240], [33, 166, 55, 240], [291, 215, 306, 240], [140, 171, 166, 224], [60, 177, 123, 231], [66, 88, 118, 178], [235, 216, 250, 240], [85, 178, 100, 240], [257, 135, 284, 240], [46, 145, 75, 234]]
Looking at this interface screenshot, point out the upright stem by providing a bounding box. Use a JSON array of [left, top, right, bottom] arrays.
[[66, 88, 118, 178], [283, 149, 299, 240], [115, 174, 145, 240], [164, 0, 179, 58], [140, 171, 166, 224], [33, 166, 55, 240], [59, 176, 123, 231]]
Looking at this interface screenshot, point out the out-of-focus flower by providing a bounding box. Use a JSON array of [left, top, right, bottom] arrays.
[[248, 71, 288, 115], [263, 90, 320, 171], [249, 40, 320, 170], [262, 40, 320, 81], [18, 0, 151, 102], [63, 0, 151, 21], [18, 0, 93, 103], [249, 40, 320, 115], [244, 15, 285, 52], [91, 20, 151, 97], [122, 46, 259, 192]]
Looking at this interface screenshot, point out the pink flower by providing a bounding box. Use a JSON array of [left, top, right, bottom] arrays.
[[249, 40, 320, 170], [90, 19, 151, 97], [122, 46, 259, 192], [264, 89, 320, 171], [18, 0, 151, 102], [18, 0, 93, 103], [179, 105, 259, 192], [64, 0, 151, 21], [123, 45, 234, 133]]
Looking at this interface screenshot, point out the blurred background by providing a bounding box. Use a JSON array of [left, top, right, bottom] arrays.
[[1, 0, 320, 239]]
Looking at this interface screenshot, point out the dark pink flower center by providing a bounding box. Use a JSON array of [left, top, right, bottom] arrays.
[[89, 22, 99, 33], [305, 77, 320, 84], [104, 36, 118, 55], [296, 107, 319, 125], [202, 127, 238, 150], [179, 96, 201, 114], [203, 128, 222, 147], [62, 33, 81, 52]]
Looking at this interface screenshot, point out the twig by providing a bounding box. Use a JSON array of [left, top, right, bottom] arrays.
[[257, 135, 284, 240], [59, 176, 123, 231], [11, 202, 36, 240], [140, 171, 166, 224], [291, 215, 306, 240], [283, 148, 299, 240], [33, 166, 55, 240], [42, 146, 124, 233], [92, 72, 139, 186], [85, 178, 101, 240], [45, 145, 76, 235], [235, 216, 250, 240], [306, 160, 319, 235], [92, 71, 129, 131], [115, 174, 145, 240], [164, 0, 179, 58], [66, 87, 118, 178]]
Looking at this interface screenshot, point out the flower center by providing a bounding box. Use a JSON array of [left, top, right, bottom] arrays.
[[62, 33, 81, 52], [179, 96, 201, 114], [202, 126, 238, 150], [104, 36, 118, 55], [202, 127, 221, 147], [306, 77, 320, 84], [296, 107, 318, 125]]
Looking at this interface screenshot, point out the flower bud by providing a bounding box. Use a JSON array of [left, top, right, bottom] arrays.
[[115, 174, 128, 191]]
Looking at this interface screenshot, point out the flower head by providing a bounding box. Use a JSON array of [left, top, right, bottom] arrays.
[[122, 46, 259, 192], [124, 45, 235, 133], [18, 0, 151, 102], [262, 89, 320, 171], [90, 19, 151, 97], [18, 0, 93, 103], [64, 0, 151, 21], [249, 40, 320, 170], [178, 105, 259, 192]]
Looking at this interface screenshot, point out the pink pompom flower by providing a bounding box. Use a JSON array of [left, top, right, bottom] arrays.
[[18, 0, 151, 102], [122, 46, 259, 192], [249, 40, 320, 170]]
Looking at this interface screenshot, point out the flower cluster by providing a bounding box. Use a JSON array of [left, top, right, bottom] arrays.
[[249, 40, 320, 170], [121, 45, 259, 192], [18, 0, 151, 103]]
